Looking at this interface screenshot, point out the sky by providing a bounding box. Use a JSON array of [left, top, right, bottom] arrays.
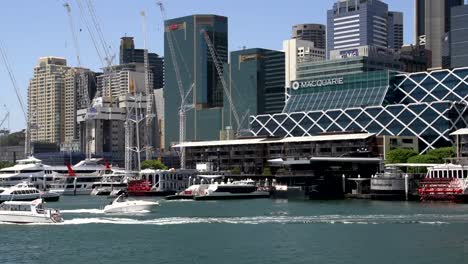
[[0, 0, 414, 132]]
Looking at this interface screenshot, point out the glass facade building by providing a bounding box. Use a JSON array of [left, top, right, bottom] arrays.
[[450, 5, 468, 68], [164, 15, 228, 149], [250, 67, 468, 152]]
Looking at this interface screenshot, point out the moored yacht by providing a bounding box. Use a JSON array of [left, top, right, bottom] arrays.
[[0, 182, 60, 202], [0, 199, 63, 224], [0, 157, 51, 189], [91, 169, 129, 196], [49, 158, 110, 195]]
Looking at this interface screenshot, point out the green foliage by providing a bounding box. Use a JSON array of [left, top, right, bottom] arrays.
[[427, 147, 456, 162], [141, 159, 168, 170], [0, 161, 13, 169], [230, 167, 241, 175], [407, 154, 440, 164], [262, 167, 272, 176], [386, 148, 418, 164], [0, 131, 25, 147]]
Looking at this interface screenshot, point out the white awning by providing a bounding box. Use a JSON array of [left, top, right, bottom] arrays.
[[450, 128, 468, 136]]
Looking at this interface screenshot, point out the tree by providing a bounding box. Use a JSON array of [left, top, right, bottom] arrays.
[[141, 160, 168, 170], [427, 147, 455, 162], [386, 148, 418, 164], [407, 154, 440, 164], [0, 161, 13, 169], [262, 167, 272, 176], [230, 167, 241, 175]]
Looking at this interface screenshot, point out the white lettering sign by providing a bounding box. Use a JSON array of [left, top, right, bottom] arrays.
[[291, 77, 344, 90]]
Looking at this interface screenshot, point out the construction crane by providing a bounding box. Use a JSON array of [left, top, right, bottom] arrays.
[[141, 11, 154, 161], [63, 2, 81, 67], [0, 40, 29, 155], [200, 29, 243, 136], [157, 1, 194, 169], [0, 105, 10, 136]]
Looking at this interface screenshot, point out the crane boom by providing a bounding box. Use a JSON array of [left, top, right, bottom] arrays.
[[63, 2, 81, 66], [0, 40, 29, 154], [200, 29, 241, 135]]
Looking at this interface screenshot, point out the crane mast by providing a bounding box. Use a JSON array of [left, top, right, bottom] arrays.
[[141, 11, 154, 161], [157, 1, 193, 169], [200, 29, 241, 136]]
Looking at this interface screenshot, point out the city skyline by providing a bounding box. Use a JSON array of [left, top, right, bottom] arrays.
[[0, 0, 414, 131]]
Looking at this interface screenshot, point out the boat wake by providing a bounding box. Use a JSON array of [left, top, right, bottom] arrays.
[[7, 214, 468, 226], [60, 209, 105, 214]]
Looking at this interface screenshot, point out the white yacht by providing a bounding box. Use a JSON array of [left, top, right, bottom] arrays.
[[103, 194, 159, 213], [0, 157, 52, 189], [0, 199, 63, 224], [91, 169, 128, 196], [0, 182, 60, 202], [49, 158, 110, 195]]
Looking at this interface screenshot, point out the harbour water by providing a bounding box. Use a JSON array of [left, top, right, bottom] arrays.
[[1, 197, 468, 264]]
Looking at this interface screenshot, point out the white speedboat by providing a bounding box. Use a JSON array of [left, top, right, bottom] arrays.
[[103, 194, 159, 213], [0, 182, 60, 202], [0, 199, 63, 224]]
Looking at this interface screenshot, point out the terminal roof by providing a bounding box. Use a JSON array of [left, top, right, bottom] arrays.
[[174, 133, 375, 148]]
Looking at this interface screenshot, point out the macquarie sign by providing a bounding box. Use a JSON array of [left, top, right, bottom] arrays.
[[291, 77, 344, 90]]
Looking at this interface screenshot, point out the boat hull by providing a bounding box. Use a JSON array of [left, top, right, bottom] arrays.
[[0, 213, 57, 224], [193, 192, 270, 201], [165, 195, 194, 200], [128, 191, 176, 197], [103, 201, 158, 213], [0, 193, 60, 203]]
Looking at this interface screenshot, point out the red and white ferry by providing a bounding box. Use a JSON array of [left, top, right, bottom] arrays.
[[127, 169, 194, 197], [418, 163, 468, 202]]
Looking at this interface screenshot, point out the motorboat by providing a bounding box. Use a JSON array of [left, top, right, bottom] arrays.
[[0, 182, 60, 202], [0, 199, 63, 224], [165, 184, 200, 200], [103, 194, 159, 213]]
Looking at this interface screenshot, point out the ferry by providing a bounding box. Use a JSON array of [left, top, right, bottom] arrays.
[[127, 169, 193, 197], [193, 179, 270, 200], [0, 182, 60, 202], [371, 166, 412, 200], [49, 159, 110, 195], [418, 163, 468, 202], [0, 199, 63, 224], [167, 179, 270, 200]]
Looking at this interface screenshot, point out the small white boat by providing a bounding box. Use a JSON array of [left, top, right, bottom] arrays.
[[0, 199, 63, 224], [103, 194, 159, 213], [0, 182, 61, 202]]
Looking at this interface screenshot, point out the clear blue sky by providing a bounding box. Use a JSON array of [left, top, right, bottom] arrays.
[[0, 0, 414, 132]]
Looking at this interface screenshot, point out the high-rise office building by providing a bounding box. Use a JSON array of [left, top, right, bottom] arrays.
[[415, 0, 464, 68], [283, 39, 326, 88], [120, 36, 165, 89], [164, 14, 228, 149], [291, 24, 326, 49], [28, 57, 69, 145], [327, 0, 390, 57], [450, 5, 468, 68], [223, 48, 285, 136], [388, 11, 404, 51]]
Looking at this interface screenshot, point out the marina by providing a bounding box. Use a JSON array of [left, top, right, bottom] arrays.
[[1, 196, 468, 264]]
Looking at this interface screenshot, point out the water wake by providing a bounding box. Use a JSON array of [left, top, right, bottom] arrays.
[[6, 214, 465, 226]]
